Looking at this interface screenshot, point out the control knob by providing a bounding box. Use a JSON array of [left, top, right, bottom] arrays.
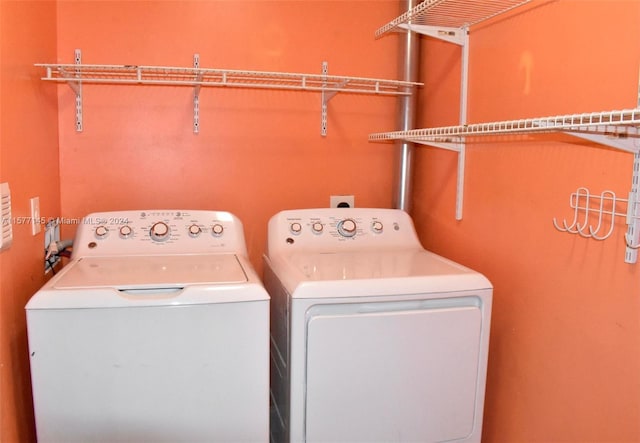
[[188, 224, 202, 237], [149, 221, 170, 242], [290, 222, 302, 235], [211, 223, 224, 237], [119, 225, 133, 239], [95, 225, 109, 239], [337, 218, 357, 238], [371, 221, 384, 234], [312, 222, 323, 234]]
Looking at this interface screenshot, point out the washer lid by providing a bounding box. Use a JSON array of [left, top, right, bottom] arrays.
[[53, 254, 248, 290]]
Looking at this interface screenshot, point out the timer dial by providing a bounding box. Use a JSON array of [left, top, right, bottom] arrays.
[[337, 219, 357, 238], [149, 221, 170, 242]]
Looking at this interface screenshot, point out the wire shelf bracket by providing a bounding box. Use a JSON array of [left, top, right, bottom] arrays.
[[37, 51, 422, 134], [321, 62, 349, 136]]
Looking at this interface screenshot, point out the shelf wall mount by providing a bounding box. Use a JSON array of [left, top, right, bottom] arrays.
[[193, 53, 201, 134], [74, 49, 83, 132]]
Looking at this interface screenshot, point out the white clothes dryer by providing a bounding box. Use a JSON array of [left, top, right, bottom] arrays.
[[263, 208, 492, 443], [26, 210, 269, 443]]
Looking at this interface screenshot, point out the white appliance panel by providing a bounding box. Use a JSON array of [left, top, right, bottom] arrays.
[[305, 301, 482, 442], [264, 208, 492, 443], [71, 210, 247, 257], [28, 299, 268, 443], [27, 210, 270, 443]]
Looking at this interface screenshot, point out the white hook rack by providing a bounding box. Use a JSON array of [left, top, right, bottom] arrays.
[[553, 159, 640, 264], [553, 187, 626, 240]]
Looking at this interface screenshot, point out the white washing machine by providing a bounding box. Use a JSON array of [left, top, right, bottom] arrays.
[[263, 208, 492, 443], [26, 210, 269, 443]]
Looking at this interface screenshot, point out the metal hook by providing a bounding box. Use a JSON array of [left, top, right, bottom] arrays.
[[589, 190, 617, 240], [574, 187, 594, 238], [625, 232, 640, 249], [553, 187, 590, 233]]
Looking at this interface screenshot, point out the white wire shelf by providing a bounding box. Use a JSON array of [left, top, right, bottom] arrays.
[[36, 63, 421, 96], [370, 109, 640, 223], [37, 54, 422, 135], [369, 109, 640, 153], [375, 0, 532, 38]]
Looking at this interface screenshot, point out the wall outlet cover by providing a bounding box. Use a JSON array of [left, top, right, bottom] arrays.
[[330, 195, 355, 208], [1, 183, 12, 250], [30, 197, 41, 235]]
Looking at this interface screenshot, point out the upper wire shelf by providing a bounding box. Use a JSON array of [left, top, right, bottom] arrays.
[[375, 0, 532, 37], [36, 63, 421, 96]]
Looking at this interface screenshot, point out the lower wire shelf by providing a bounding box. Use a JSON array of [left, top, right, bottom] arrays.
[[369, 109, 640, 263]]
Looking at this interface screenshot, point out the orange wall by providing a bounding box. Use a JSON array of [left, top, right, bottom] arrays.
[[414, 1, 640, 441], [55, 0, 404, 273], [3, 1, 640, 442], [0, 1, 60, 441]]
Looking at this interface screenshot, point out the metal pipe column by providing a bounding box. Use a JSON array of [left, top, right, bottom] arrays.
[[393, 0, 420, 212]]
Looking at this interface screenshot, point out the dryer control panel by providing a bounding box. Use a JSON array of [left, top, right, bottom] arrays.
[[71, 210, 248, 258], [266, 208, 423, 255]]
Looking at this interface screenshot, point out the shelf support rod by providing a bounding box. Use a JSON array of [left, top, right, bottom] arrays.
[[74, 49, 83, 132], [454, 26, 470, 220], [456, 144, 466, 220], [401, 25, 470, 217], [624, 71, 640, 262], [626, 153, 640, 263], [193, 53, 201, 134]]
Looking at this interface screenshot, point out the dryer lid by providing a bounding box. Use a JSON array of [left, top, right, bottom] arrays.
[[287, 249, 473, 281], [53, 254, 248, 290], [269, 249, 492, 298]]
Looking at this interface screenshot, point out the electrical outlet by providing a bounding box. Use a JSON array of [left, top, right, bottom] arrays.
[[30, 197, 41, 235], [330, 195, 355, 208]]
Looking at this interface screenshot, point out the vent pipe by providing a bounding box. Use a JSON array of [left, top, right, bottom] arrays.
[[393, 0, 420, 212]]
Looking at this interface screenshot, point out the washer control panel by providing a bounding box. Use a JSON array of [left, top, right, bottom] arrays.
[[72, 210, 247, 258], [268, 208, 422, 255]]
